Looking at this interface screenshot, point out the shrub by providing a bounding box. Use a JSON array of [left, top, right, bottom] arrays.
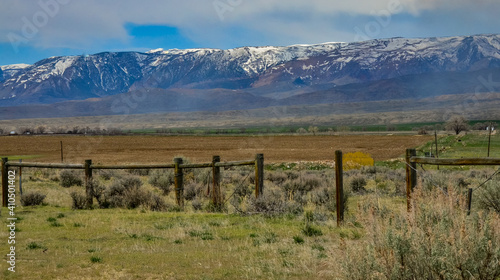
[[477, 181, 500, 213], [70, 191, 87, 209], [195, 169, 212, 185], [293, 236, 305, 244], [120, 186, 149, 209], [285, 171, 300, 180], [98, 170, 115, 180], [282, 172, 324, 196], [283, 179, 301, 199], [339, 187, 500, 280], [343, 152, 374, 170], [60, 170, 83, 188], [233, 183, 253, 198], [192, 199, 203, 211], [301, 173, 323, 191], [350, 176, 367, 192], [184, 182, 204, 201], [422, 171, 449, 192], [266, 171, 288, 186], [311, 187, 332, 207], [127, 168, 150, 176], [120, 176, 143, 189], [27, 242, 46, 250], [302, 224, 323, 237], [50, 221, 63, 227], [244, 187, 303, 216], [145, 193, 167, 212], [148, 170, 174, 195], [20, 191, 46, 206], [284, 201, 304, 215], [90, 256, 102, 263], [97, 175, 166, 211], [247, 188, 286, 216], [361, 165, 377, 175]]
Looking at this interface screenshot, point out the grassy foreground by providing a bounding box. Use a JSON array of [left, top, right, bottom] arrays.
[[1, 133, 500, 279], [2, 206, 359, 279], [2, 181, 499, 279]]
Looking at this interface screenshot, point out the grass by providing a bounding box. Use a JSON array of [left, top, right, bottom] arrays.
[[4, 185, 495, 279], [1, 134, 499, 279], [419, 132, 500, 159], [375, 131, 500, 169], [1, 206, 342, 279]]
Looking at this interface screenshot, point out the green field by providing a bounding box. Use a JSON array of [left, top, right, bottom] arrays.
[[415, 131, 500, 161], [1, 134, 499, 279]]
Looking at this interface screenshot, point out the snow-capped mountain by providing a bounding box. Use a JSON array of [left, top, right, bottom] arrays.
[[0, 64, 30, 81], [1, 34, 500, 107]]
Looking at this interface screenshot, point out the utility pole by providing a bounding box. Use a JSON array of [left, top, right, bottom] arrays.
[[435, 129, 439, 170], [487, 122, 492, 157]]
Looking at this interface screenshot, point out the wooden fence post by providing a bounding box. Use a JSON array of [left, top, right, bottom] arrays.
[[406, 148, 417, 211], [84, 159, 93, 208], [174, 158, 184, 208], [467, 188, 473, 215], [2, 157, 8, 207], [488, 122, 492, 157], [19, 159, 23, 196], [212, 156, 221, 208], [255, 154, 264, 198], [60, 141, 64, 162], [335, 150, 344, 227]]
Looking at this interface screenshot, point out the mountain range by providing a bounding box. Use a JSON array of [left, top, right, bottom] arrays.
[[1, 34, 500, 120]]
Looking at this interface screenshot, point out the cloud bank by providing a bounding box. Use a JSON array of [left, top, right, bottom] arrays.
[[0, 0, 499, 64]]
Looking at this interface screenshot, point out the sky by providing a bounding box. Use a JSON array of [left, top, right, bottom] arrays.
[[0, 0, 499, 66]]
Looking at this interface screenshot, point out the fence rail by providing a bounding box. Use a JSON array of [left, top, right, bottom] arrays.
[[1, 152, 346, 227], [1, 155, 264, 209], [406, 148, 500, 212], [411, 157, 500, 166], [7, 162, 85, 169]]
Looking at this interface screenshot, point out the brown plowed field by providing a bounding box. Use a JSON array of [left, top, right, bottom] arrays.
[[0, 135, 432, 164]]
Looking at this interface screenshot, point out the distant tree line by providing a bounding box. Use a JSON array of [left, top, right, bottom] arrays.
[[0, 116, 497, 136], [413, 116, 498, 135], [0, 126, 124, 135]]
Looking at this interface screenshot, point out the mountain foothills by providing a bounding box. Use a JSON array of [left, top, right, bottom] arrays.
[[1, 34, 500, 119]]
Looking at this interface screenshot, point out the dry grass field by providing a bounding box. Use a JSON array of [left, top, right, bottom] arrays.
[[0, 135, 432, 164], [1, 133, 499, 279]]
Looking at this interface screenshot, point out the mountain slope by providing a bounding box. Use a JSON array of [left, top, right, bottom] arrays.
[[1, 34, 500, 115]]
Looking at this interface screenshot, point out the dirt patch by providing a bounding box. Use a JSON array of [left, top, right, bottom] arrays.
[[0, 135, 432, 164]]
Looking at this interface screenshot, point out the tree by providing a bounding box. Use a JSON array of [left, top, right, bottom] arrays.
[[308, 126, 319, 136], [296, 128, 307, 134], [446, 115, 469, 135], [36, 126, 46, 134]]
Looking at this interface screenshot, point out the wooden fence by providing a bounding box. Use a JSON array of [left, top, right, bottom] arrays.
[[1, 152, 346, 226], [1, 154, 264, 209], [405, 148, 500, 212]]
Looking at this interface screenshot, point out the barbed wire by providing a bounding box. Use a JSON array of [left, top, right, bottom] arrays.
[[404, 160, 500, 198], [472, 167, 500, 191], [223, 169, 252, 205]]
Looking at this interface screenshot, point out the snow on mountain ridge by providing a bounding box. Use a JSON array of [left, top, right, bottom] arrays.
[[0, 64, 31, 70], [2, 34, 500, 106]]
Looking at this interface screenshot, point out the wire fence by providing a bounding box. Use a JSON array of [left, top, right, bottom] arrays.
[[1, 155, 264, 209], [406, 148, 500, 214]]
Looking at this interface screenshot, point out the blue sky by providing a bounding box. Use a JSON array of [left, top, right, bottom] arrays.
[[1, 0, 499, 66]]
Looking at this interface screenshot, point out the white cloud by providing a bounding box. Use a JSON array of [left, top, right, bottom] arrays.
[[0, 0, 498, 51]]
